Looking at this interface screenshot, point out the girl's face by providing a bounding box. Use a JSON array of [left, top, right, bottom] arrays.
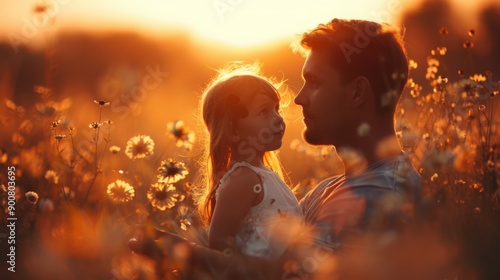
[[232, 92, 285, 160]]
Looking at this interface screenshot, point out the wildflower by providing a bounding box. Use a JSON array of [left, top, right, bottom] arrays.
[[5, 99, 26, 116], [167, 120, 195, 151], [34, 85, 52, 98], [184, 181, 194, 191], [426, 67, 437, 80], [437, 47, 447, 55], [94, 100, 110, 107], [37, 103, 59, 117], [147, 182, 179, 211], [157, 158, 189, 183], [439, 27, 449, 35], [427, 57, 440, 67], [19, 120, 33, 135], [0, 149, 7, 164], [455, 179, 466, 185], [486, 160, 495, 171], [467, 109, 475, 120], [12, 133, 24, 146], [433, 120, 449, 136], [109, 145, 121, 154], [408, 60, 418, 69], [45, 169, 59, 185], [318, 146, 334, 159], [107, 180, 135, 203], [50, 120, 61, 129], [463, 40, 474, 48], [179, 218, 191, 231], [61, 186, 76, 199], [410, 87, 420, 98], [395, 130, 403, 139], [357, 122, 370, 137], [455, 79, 478, 95], [470, 183, 481, 190], [436, 76, 448, 84], [289, 139, 307, 153], [125, 135, 155, 159], [470, 74, 486, 82], [89, 122, 103, 129], [178, 204, 189, 216], [430, 173, 439, 182], [4, 98, 17, 111], [25, 191, 39, 204]]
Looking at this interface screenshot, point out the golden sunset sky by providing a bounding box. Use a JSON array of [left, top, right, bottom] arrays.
[[1, 0, 491, 48]]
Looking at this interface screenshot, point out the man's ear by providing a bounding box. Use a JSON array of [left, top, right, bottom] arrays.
[[351, 76, 371, 108]]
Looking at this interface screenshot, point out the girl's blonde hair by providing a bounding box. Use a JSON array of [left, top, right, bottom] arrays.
[[196, 63, 289, 225]]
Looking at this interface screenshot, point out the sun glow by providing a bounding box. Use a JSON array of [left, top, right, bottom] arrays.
[[1, 0, 404, 47]]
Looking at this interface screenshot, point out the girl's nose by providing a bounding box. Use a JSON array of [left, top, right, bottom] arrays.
[[271, 113, 285, 130]]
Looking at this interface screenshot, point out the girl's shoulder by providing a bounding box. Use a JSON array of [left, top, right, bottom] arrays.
[[218, 162, 263, 194], [216, 162, 265, 205], [220, 162, 273, 185]]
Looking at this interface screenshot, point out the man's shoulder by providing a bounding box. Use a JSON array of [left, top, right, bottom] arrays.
[[300, 174, 345, 202], [320, 155, 423, 210], [345, 154, 422, 191]]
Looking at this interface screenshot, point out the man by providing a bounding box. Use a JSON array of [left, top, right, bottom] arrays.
[[292, 18, 422, 252], [131, 18, 422, 279]]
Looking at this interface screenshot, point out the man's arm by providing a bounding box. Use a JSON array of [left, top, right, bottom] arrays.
[[130, 226, 334, 279], [189, 242, 280, 279]]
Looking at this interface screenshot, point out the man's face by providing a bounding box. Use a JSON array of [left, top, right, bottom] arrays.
[[294, 50, 355, 146]]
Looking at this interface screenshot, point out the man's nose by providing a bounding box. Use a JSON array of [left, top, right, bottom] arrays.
[[294, 86, 307, 106]]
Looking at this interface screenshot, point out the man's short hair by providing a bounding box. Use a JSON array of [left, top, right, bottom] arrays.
[[297, 19, 409, 111]]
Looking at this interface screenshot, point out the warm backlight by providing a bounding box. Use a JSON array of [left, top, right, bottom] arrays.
[[1, 0, 405, 47]]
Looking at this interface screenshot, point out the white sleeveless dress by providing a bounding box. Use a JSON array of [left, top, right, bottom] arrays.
[[213, 162, 304, 259]]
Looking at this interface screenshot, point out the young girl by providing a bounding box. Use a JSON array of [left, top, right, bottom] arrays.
[[198, 64, 303, 260]]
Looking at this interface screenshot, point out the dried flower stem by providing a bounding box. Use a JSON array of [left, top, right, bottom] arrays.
[[82, 106, 105, 206]]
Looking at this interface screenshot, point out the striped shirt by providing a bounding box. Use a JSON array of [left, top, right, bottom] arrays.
[[299, 153, 422, 252]]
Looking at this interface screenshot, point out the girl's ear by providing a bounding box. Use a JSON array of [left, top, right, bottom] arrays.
[[229, 123, 240, 143], [351, 76, 371, 108], [231, 134, 240, 143]]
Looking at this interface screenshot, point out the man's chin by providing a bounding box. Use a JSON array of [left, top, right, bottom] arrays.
[[303, 130, 326, 146]]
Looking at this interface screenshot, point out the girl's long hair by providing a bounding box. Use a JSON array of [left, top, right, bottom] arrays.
[[195, 63, 290, 225]]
